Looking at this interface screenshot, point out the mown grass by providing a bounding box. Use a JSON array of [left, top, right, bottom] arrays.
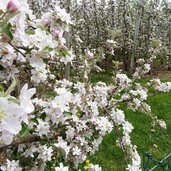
[[88, 70, 171, 171]]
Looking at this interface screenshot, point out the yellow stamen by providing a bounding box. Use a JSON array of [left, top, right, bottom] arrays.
[[0, 111, 5, 120], [86, 160, 90, 164]]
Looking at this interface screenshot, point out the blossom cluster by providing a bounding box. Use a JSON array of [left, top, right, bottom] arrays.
[[0, 0, 74, 84], [148, 79, 171, 92], [0, 83, 35, 145]]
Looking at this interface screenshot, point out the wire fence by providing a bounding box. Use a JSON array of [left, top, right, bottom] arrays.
[[143, 152, 171, 171]]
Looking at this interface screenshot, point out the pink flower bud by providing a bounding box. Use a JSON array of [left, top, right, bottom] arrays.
[[60, 44, 67, 49], [7, 0, 18, 13], [53, 30, 61, 38], [1, 34, 10, 42]]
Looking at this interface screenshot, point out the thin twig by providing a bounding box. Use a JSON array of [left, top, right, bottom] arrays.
[[149, 91, 162, 97], [9, 42, 26, 57], [104, 107, 129, 166]]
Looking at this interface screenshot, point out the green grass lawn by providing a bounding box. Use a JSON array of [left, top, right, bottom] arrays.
[[88, 71, 171, 171]]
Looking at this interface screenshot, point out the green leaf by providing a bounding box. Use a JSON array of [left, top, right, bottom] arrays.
[[58, 48, 69, 57], [8, 97, 19, 104], [64, 112, 72, 117], [43, 47, 53, 53], [4, 77, 17, 96], [26, 30, 35, 35], [0, 22, 13, 40], [43, 58, 49, 64], [19, 125, 30, 138], [0, 84, 4, 93]]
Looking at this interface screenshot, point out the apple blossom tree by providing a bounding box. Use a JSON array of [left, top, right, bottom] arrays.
[[31, 0, 171, 72], [0, 0, 171, 171]]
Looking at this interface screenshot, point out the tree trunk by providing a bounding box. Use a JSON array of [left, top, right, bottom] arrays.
[[130, 0, 145, 71]]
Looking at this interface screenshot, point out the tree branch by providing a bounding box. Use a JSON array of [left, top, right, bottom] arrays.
[[0, 135, 41, 152]]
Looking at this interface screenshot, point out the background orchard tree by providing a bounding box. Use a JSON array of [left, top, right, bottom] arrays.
[[28, 0, 171, 73]]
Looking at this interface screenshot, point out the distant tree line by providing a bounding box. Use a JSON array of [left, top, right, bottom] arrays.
[[29, 0, 171, 71]]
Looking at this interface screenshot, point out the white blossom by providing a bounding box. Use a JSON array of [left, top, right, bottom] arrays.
[[55, 163, 69, 171], [1, 159, 22, 171], [37, 145, 53, 162], [158, 120, 167, 129], [111, 108, 125, 125], [73, 146, 81, 156], [89, 163, 102, 171], [35, 119, 50, 136], [54, 137, 71, 157]]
